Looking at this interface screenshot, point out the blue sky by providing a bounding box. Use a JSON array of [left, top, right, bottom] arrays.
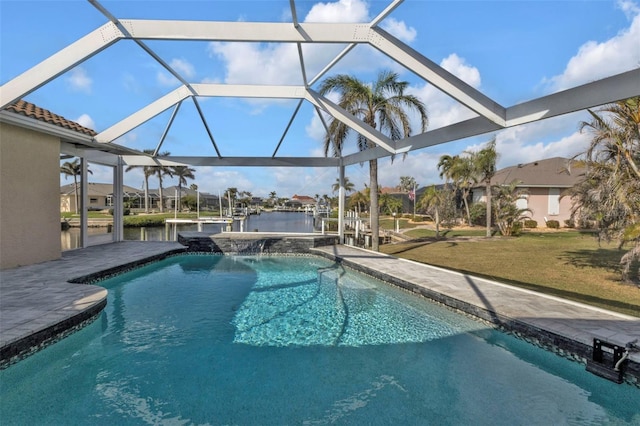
[[2, 0, 639, 198]]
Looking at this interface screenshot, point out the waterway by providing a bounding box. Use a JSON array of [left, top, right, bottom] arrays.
[[61, 212, 318, 251]]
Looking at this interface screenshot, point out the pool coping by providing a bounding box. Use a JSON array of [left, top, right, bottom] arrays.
[[311, 245, 640, 386], [0, 241, 187, 368], [1, 240, 638, 386]]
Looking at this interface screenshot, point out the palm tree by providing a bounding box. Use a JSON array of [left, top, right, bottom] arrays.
[[419, 185, 449, 238], [348, 190, 368, 215], [438, 154, 476, 226], [154, 152, 172, 213], [572, 96, 640, 282], [468, 138, 498, 237], [60, 158, 92, 214], [319, 70, 428, 251], [171, 165, 196, 210], [125, 149, 156, 213], [331, 176, 355, 194], [492, 180, 531, 236]]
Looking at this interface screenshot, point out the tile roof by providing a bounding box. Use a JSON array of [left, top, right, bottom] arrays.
[[4, 100, 97, 137], [60, 182, 141, 196]]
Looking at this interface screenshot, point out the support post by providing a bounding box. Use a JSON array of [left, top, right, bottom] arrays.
[[80, 155, 88, 248], [112, 157, 124, 242], [338, 164, 345, 243]]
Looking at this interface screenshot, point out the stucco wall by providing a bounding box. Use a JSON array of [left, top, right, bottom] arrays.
[[473, 186, 575, 228], [0, 123, 61, 269], [524, 187, 573, 227]]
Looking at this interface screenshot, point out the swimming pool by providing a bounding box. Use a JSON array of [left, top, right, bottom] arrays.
[[1, 254, 638, 424]]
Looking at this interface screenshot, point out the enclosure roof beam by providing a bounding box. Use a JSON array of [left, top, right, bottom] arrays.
[[0, 22, 124, 108], [305, 89, 397, 154], [369, 27, 506, 127], [121, 155, 340, 167]]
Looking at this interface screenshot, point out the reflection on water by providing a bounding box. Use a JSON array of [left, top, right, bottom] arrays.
[[61, 212, 317, 251]]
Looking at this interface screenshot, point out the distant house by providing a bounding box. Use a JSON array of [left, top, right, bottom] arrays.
[[472, 157, 585, 227], [161, 186, 221, 210], [289, 194, 317, 209], [60, 183, 146, 212]]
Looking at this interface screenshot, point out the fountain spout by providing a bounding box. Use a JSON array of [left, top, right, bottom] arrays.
[[614, 339, 638, 371]]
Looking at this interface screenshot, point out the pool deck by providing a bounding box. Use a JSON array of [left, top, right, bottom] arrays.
[[1, 241, 639, 382]]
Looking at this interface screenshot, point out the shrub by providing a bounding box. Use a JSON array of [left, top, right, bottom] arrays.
[[109, 208, 130, 216], [469, 202, 487, 226], [524, 219, 537, 228], [564, 219, 575, 228], [546, 220, 560, 229], [123, 215, 165, 227]]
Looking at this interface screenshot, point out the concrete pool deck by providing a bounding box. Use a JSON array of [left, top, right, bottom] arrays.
[[1, 241, 638, 383]]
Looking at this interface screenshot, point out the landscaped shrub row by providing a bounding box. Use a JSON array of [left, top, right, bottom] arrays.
[[122, 216, 166, 227], [546, 220, 560, 229], [524, 219, 538, 228]]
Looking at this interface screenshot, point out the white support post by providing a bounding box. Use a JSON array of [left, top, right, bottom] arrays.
[[338, 164, 345, 243], [80, 156, 88, 248], [112, 157, 124, 241]]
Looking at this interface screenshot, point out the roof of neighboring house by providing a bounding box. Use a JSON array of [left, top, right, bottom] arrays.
[[60, 182, 142, 196], [291, 194, 316, 204], [491, 157, 585, 188], [6, 100, 97, 137]]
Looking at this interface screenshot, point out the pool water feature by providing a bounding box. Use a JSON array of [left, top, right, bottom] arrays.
[[1, 255, 638, 425]]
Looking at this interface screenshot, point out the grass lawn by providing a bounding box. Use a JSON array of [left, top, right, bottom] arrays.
[[380, 229, 640, 317]]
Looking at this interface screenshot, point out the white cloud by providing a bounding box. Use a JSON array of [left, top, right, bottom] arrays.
[[408, 53, 480, 130], [170, 58, 196, 79], [156, 70, 177, 87], [542, 2, 640, 92], [66, 67, 92, 94], [205, 0, 409, 89], [75, 114, 95, 130], [381, 18, 417, 43], [305, 0, 369, 23]]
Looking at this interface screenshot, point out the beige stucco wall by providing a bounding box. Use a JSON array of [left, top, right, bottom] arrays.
[[523, 187, 573, 227], [472, 186, 575, 228], [0, 123, 61, 269]]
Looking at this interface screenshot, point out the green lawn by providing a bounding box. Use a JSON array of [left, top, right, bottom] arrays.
[[380, 230, 640, 317]]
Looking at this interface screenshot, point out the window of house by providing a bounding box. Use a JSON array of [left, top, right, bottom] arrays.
[[548, 188, 560, 215], [90, 198, 98, 204], [516, 194, 528, 211]]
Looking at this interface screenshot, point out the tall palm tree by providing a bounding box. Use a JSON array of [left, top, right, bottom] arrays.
[[171, 165, 196, 210], [60, 158, 92, 214], [319, 70, 428, 251], [468, 138, 498, 237], [125, 149, 156, 213]]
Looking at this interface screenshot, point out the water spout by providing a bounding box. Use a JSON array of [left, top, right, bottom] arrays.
[[231, 239, 267, 255], [614, 339, 638, 371]]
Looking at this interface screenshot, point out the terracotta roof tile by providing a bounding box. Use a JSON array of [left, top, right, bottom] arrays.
[[3, 100, 97, 137]]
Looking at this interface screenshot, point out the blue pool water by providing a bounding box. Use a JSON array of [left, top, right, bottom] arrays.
[[1, 255, 638, 425]]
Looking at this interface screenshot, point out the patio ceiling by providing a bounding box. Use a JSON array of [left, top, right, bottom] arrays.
[[1, 0, 639, 168]]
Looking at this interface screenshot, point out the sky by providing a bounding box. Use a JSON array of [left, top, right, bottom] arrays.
[[2, 0, 639, 199]]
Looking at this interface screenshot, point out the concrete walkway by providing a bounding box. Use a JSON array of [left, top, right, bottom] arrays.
[[1, 241, 638, 381]]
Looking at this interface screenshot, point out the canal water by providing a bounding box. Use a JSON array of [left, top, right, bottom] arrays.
[[61, 212, 317, 251]]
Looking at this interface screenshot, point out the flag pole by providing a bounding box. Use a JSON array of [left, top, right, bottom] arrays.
[[412, 183, 417, 218]]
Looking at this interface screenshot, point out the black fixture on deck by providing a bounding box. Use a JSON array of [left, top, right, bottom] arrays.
[[585, 338, 637, 384]]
